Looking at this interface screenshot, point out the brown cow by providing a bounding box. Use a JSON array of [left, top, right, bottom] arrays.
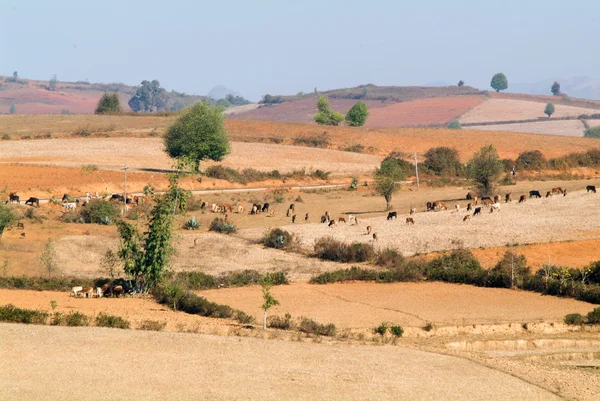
[[551, 187, 564, 195], [472, 196, 479, 205], [546, 191, 552, 198], [432, 201, 447, 211], [291, 214, 297, 223], [366, 225, 372, 235], [466, 203, 472, 211], [505, 193, 512, 203], [463, 215, 471, 222], [338, 217, 346, 223], [405, 217, 415, 225], [493, 195, 501, 203], [519, 195, 526, 203], [372, 233, 378, 241], [481, 197, 493, 206]]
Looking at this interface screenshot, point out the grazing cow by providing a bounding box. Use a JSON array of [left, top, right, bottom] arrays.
[[25, 197, 40, 207], [466, 192, 474, 200], [529, 190, 542, 198], [81, 287, 94, 298], [387, 211, 397, 220], [493, 195, 501, 203], [288, 204, 295, 213], [586, 185, 597, 193], [101, 283, 110, 295], [109, 194, 124, 203], [70, 286, 83, 297], [454, 204, 460, 213], [320, 215, 327, 224], [200, 201, 207, 210], [113, 285, 124, 297], [551, 187, 564, 195], [348, 215, 357, 225], [62, 202, 77, 210], [505, 193, 512, 203], [563, 189, 567, 197], [481, 197, 493, 206], [262, 203, 270, 213], [20, 232, 26, 239], [372, 233, 378, 241], [472, 196, 480, 205], [8, 193, 20, 204], [366, 225, 372, 235], [410, 208, 416, 215], [237, 205, 244, 214], [96, 287, 103, 298], [254, 204, 262, 214], [305, 213, 309, 222], [291, 214, 297, 223], [324, 211, 330, 222], [406, 217, 415, 225], [473, 207, 482, 216], [433, 201, 447, 211], [17, 222, 24, 229], [463, 215, 471, 222], [518, 195, 526, 203], [490, 203, 501, 212], [328, 220, 336, 227], [466, 203, 472, 211], [223, 204, 233, 213], [426, 202, 434, 211], [338, 217, 346, 223], [545, 191, 552, 198], [251, 205, 258, 215]]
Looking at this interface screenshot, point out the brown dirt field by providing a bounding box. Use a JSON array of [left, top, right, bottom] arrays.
[[366, 96, 484, 127], [466, 119, 587, 137], [226, 119, 600, 161], [460, 98, 600, 124], [199, 282, 596, 328], [0, 323, 562, 401], [586, 119, 600, 127]]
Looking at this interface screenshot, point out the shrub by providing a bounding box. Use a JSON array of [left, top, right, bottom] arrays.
[[263, 228, 295, 249], [65, 311, 90, 327], [587, 307, 600, 324], [138, 319, 167, 331], [426, 249, 485, 285], [423, 322, 435, 332], [95, 92, 122, 114], [516, 150, 547, 171], [584, 126, 600, 138], [79, 199, 119, 225], [374, 322, 388, 335], [375, 248, 405, 268], [390, 325, 404, 337], [484, 251, 530, 288], [313, 237, 375, 263], [310, 169, 330, 180], [209, 218, 237, 234], [586, 261, 600, 285], [343, 144, 365, 153], [293, 133, 330, 148], [0, 304, 48, 324], [564, 313, 584, 325], [446, 119, 461, 129], [95, 312, 130, 329], [345, 101, 369, 127], [298, 317, 336, 336], [184, 216, 200, 230], [267, 313, 294, 330], [423, 147, 463, 176]]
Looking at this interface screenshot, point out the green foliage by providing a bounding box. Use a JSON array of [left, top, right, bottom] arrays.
[[95, 92, 122, 114], [40, 240, 60, 277], [516, 150, 547, 171], [294, 133, 330, 148], [446, 119, 461, 129], [261, 278, 280, 329], [267, 313, 294, 330], [298, 317, 336, 336], [164, 101, 230, 172], [374, 153, 409, 209], [458, 80, 465, 87], [101, 248, 121, 278], [263, 228, 295, 249], [551, 81, 561, 96], [48, 75, 58, 91], [485, 251, 530, 288], [95, 312, 130, 329], [466, 144, 503, 195], [345, 101, 369, 126], [490, 72, 508, 92], [426, 249, 484, 285], [564, 313, 583, 325], [65, 311, 90, 327], [0, 304, 48, 324], [183, 216, 200, 230], [0, 204, 18, 240], [423, 147, 462, 176], [260, 94, 284, 104], [587, 307, 600, 324], [137, 319, 167, 331], [584, 126, 600, 138], [314, 96, 344, 126], [209, 218, 237, 234], [174, 270, 288, 290], [128, 80, 169, 112], [349, 177, 359, 190], [225, 94, 250, 106], [79, 199, 119, 224], [0, 276, 98, 291], [313, 237, 376, 263], [6, 71, 18, 83], [544, 102, 555, 118], [390, 325, 404, 337], [8, 104, 16, 114], [374, 322, 389, 335], [61, 108, 71, 115]]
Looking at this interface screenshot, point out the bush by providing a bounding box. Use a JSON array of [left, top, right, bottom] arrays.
[[587, 307, 600, 324], [95, 313, 130, 329], [263, 228, 295, 250], [313, 237, 376, 263], [446, 119, 461, 129], [79, 200, 119, 225], [0, 304, 48, 324], [65, 311, 90, 327], [423, 147, 463, 177], [0, 276, 97, 291], [310, 263, 423, 284], [375, 248, 405, 268], [184, 216, 200, 230], [267, 313, 294, 330], [484, 251, 530, 288], [584, 126, 600, 138], [310, 169, 330, 180], [426, 249, 485, 285], [564, 313, 584, 325], [209, 218, 237, 234], [374, 322, 388, 335], [293, 133, 330, 148], [298, 317, 336, 336], [516, 150, 547, 171], [95, 92, 122, 114], [343, 144, 365, 153], [345, 101, 369, 127], [137, 319, 167, 331], [390, 325, 404, 337]]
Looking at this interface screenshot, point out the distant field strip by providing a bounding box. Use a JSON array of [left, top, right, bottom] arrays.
[[465, 120, 586, 137]]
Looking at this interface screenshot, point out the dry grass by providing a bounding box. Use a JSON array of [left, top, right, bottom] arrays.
[[466, 119, 587, 137]]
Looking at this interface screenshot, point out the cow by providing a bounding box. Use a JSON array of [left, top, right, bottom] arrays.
[[25, 197, 40, 207], [338, 217, 346, 223], [109, 194, 124, 203], [112, 285, 124, 297], [551, 187, 564, 195], [200, 201, 207, 210], [81, 287, 94, 298], [481, 197, 493, 206], [96, 287, 104, 298], [20, 232, 26, 239], [237, 205, 244, 214], [251, 205, 258, 215], [324, 211, 330, 222], [586, 185, 596, 193], [348, 215, 357, 225], [466, 192, 474, 200], [291, 214, 297, 223], [546, 191, 552, 198], [387, 211, 397, 220], [463, 215, 471, 222], [366, 225, 372, 235], [519, 195, 527, 203], [62, 202, 77, 210], [223, 204, 233, 213], [433, 201, 447, 211], [328, 220, 336, 227], [472, 196, 480, 205], [262, 203, 270, 213], [529, 190, 542, 198], [17, 222, 24, 229], [505, 193, 512, 203], [320, 215, 327, 224], [406, 217, 415, 225], [8, 193, 19, 204], [410, 208, 416, 215], [490, 203, 501, 212], [466, 203, 472, 211], [426, 202, 434, 211], [454, 204, 460, 213], [305, 213, 309, 222], [473, 207, 482, 216], [70, 286, 83, 297], [493, 195, 501, 203], [563, 189, 568, 197], [372, 233, 378, 241]]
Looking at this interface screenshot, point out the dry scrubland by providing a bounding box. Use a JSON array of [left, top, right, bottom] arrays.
[[466, 119, 587, 137]]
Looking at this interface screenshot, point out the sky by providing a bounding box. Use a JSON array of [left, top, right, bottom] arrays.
[[1, 0, 599, 101]]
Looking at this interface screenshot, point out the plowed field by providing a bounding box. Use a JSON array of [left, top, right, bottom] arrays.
[[466, 120, 587, 137]]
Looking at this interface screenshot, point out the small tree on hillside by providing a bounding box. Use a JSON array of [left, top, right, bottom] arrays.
[[490, 73, 508, 92], [163, 101, 230, 172], [8, 104, 16, 114], [95, 93, 122, 114], [544, 102, 555, 119], [345, 101, 369, 127], [458, 80, 465, 87], [128, 80, 169, 112], [466, 144, 503, 195], [374, 153, 409, 210], [314, 96, 344, 126], [551, 81, 561, 96], [48, 75, 58, 91], [0, 204, 18, 242], [423, 147, 463, 176], [260, 277, 280, 330], [40, 239, 60, 277], [516, 150, 547, 171]]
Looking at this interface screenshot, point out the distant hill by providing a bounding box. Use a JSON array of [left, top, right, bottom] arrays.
[[208, 85, 240, 100], [508, 76, 600, 100], [0, 76, 206, 114]]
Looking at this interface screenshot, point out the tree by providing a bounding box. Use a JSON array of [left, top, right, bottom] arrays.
[[423, 147, 462, 176], [260, 277, 280, 330], [446, 119, 461, 129], [345, 101, 369, 127], [0, 204, 18, 241], [8, 104, 15, 114], [584, 126, 600, 138], [374, 153, 408, 210], [314, 96, 344, 126], [488, 251, 529, 288], [40, 239, 60, 277], [490, 73, 508, 92], [544, 102, 555, 119], [466, 145, 503, 195], [164, 101, 230, 172], [7, 71, 18, 83], [516, 150, 547, 171], [551, 81, 561, 96], [101, 248, 121, 278], [95, 93, 122, 114], [128, 80, 169, 112], [48, 75, 58, 91], [458, 80, 465, 87]]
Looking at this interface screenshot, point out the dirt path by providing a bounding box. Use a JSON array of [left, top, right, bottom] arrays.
[[0, 323, 562, 401]]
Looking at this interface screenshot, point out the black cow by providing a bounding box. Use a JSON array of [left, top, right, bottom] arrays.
[[473, 207, 482, 216], [320, 215, 327, 223], [262, 203, 270, 213], [387, 211, 397, 220], [25, 197, 40, 207], [529, 190, 542, 198], [587, 185, 597, 193]]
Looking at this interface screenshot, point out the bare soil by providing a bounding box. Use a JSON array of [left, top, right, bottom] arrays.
[[466, 119, 587, 137]]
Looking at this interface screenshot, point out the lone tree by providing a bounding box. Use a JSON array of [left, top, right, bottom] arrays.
[[48, 75, 58, 91], [8, 104, 16, 114], [164, 101, 230, 172], [95, 93, 122, 114], [551, 81, 561, 96], [314, 96, 344, 126], [374, 153, 409, 210], [260, 277, 280, 330], [458, 80, 465, 87], [466, 144, 503, 195], [490, 73, 508, 92], [128, 80, 169, 112], [544, 102, 555, 119], [423, 147, 462, 176], [0, 204, 18, 242], [7, 71, 18, 83], [40, 239, 60, 277], [345, 101, 369, 127]]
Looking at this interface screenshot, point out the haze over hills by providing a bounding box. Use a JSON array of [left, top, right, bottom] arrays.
[[507, 76, 600, 100], [207, 85, 241, 100]]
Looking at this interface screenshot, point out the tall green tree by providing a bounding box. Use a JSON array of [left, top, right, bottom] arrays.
[[490, 73, 508, 92], [544, 102, 555, 119], [423, 147, 462, 176], [0, 204, 18, 241], [164, 101, 230, 172], [260, 277, 280, 330], [345, 101, 369, 127], [95, 93, 122, 114], [374, 153, 409, 210], [458, 80, 465, 87], [466, 145, 503, 195], [314, 96, 344, 126], [128, 80, 169, 112], [551, 81, 561, 96]]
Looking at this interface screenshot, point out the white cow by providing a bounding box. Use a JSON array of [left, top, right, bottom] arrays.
[[62, 202, 77, 210], [70, 286, 83, 297]]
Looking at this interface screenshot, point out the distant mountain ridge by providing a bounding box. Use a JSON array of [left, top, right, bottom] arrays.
[[508, 76, 600, 100], [207, 85, 240, 100]]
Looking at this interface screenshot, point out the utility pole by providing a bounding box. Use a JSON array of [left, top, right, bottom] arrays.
[[414, 152, 420, 190], [122, 162, 129, 212]]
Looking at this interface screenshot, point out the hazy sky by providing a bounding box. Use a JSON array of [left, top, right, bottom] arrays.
[[2, 0, 599, 100]]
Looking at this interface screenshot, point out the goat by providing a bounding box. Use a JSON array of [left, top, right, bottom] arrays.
[[387, 211, 397, 220], [490, 203, 501, 212]]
